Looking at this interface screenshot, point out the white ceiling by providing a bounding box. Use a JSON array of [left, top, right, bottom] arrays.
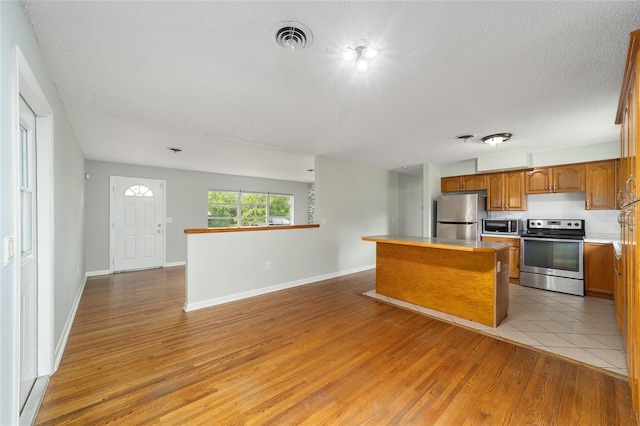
[[22, 1, 640, 183]]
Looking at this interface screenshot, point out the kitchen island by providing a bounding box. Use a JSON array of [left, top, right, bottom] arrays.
[[362, 235, 510, 327]]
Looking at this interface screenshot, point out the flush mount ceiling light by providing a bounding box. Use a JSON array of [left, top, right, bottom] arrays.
[[341, 39, 381, 72], [482, 133, 512, 146], [272, 21, 313, 50]]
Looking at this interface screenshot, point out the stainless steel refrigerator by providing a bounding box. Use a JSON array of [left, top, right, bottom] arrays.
[[436, 194, 487, 241]]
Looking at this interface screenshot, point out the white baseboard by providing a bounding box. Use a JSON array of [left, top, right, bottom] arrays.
[[183, 265, 375, 312], [87, 262, 185, 277], [54, 273, 87, 370], [86, 269, 110, 277]]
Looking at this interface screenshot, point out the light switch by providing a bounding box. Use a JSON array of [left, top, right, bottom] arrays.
[[3, 236, 15, 266], [166, 217, 173, 224]]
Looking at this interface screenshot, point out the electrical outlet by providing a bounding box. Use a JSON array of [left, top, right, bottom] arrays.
[[265, 261, 271, 270], [497, 261, 501, 273]]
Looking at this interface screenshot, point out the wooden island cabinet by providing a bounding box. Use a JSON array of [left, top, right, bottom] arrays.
[[362, 235, 510, 327]]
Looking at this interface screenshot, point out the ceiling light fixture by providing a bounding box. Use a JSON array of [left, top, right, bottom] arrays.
[[482, 133, 512, 146], [341, 40, 381, 72]]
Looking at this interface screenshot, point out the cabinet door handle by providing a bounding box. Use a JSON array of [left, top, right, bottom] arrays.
[[586, 199, 590, 209], [553, 184, 557, 192], [626, 176, 635, 194], [618, 189, 625, 208], [548, 184, 552, 192]]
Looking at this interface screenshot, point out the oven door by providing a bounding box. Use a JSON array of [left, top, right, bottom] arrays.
[[520, 237, 584, 280]]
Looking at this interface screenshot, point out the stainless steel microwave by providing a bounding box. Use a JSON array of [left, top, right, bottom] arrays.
[[482, 219, 522, 234]]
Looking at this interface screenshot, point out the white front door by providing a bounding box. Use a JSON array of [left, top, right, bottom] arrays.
[[19, 97, 38, 411], [111, 176, 165, 272]]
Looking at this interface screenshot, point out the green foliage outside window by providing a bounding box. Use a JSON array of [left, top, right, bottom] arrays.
[[208, 190, 292, 228]]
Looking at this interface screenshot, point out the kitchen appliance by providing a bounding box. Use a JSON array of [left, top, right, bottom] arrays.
[[482, 218, 523, 235], [520, 219, 585, 296], [436, 194, 487, 241]]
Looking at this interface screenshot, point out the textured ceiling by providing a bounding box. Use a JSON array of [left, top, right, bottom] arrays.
[[22, 1, 640, 182]]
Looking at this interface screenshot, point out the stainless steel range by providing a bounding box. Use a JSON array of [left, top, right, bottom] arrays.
[[520, 219, 586, 296]]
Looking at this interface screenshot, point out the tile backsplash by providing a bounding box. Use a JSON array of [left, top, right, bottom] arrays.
[[487, 192, 619, 235]]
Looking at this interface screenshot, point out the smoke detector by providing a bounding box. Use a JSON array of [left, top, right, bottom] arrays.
[[272, 21, 313, 50]]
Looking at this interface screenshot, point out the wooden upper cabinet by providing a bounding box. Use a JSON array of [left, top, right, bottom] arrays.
[[585, 160, 617, 210], [524, 168, 551, 194], [462, 174, 487, 191], [525, 164, 585, 194], [441, 175, 486, 192], [505, 171, 526, 210], [441, 176, 463, 192], [554, 164, 586, 192], [486, 171, 526, 211]]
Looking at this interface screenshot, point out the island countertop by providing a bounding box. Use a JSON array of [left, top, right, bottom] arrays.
[[362, 235, 509, 253]]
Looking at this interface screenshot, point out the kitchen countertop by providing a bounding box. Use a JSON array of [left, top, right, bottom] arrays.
[[481, 233, 522, 239], [584, 233, 621, 244], [362, 235, 509, 252], [482, 232, 620, 244]]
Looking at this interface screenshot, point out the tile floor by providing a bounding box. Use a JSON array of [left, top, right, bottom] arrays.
[[365, 283, 627, 377]]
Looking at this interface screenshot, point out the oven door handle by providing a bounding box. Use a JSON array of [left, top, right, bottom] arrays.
[[521, 237, 585, 243]]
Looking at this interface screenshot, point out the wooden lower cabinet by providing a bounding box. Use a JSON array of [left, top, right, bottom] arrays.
[[481, 236, 520, 284], [584, 243, 615, 299]]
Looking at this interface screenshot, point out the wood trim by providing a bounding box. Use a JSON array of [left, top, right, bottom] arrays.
[[617, 29, 640, 124], [362, 235, 509, 253], [184, 224, 320, 234]]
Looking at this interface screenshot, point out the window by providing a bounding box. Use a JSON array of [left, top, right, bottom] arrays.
[[124, 185, 154, 197], [208, 190, 293, 228]]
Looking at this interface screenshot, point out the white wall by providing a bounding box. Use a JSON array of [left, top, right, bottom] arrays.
[[0, 1, 85, 423], [441, 141, 619, 177], [185, 156, 398, 310], [488, 192, 619, 235], [85, 160, 310, 273], [397, 173, 423, 236], [315, 156, 397, 270]]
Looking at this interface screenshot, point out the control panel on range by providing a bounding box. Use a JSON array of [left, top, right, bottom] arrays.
[[527, 219, 584, 230]]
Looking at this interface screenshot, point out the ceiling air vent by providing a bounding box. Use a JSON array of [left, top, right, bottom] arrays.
[[272, 21, 313, 50]]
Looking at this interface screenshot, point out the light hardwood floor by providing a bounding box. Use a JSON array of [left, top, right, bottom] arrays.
[[35, 267, 636, 425]]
